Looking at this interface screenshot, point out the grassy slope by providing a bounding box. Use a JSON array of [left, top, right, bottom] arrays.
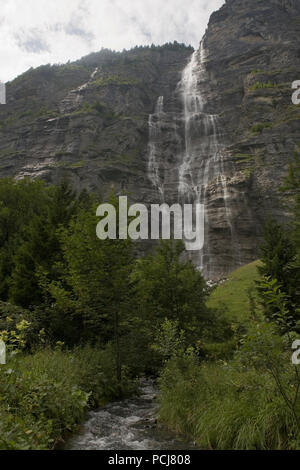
[[207, 260, 262, 326], [159, 261, 300, 449]]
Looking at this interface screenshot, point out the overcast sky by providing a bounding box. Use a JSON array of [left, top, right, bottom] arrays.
[[0, 0, 225, 82]]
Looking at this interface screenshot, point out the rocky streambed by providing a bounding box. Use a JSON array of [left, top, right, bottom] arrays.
[[63, 379, 197, 451]]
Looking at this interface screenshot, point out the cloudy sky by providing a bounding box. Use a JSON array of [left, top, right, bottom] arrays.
[[0, 0, 225, 82]]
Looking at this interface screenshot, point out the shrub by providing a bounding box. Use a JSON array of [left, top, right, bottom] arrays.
[[250, 81, 278, 91], [251, 122, 273, 133], [0, 345, 136, 449]]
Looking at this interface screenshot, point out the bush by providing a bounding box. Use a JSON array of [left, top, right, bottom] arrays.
[[251, 122, 273, 133], [0, 345, 136, 449], [250, 81, 278, 91]]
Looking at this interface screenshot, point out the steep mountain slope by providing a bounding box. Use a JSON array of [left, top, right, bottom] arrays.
[[1, 0, 300, 280], [152, 0, 300, 278], [143, 0, 300, 279], [0, 44, 192, 200], [196, 0, 300, 277]]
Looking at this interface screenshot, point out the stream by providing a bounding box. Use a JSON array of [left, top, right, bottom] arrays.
[[64, 379, 197, 450]]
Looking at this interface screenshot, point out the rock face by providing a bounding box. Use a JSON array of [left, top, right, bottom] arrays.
[[0, 44, 193, 201], [198, 0, 300, 277], [1, 0, 300, 279]]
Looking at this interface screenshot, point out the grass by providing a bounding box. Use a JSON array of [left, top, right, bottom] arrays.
[[0, 345, 136, 450], [159, 262, 300, 449], [158, 345, 300, 449], [207, 261, 262, 327]]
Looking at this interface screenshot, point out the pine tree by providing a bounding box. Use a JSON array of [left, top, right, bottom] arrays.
[[7, 181, 78, 308]]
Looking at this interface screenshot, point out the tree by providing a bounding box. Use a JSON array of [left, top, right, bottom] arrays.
[[258, 218, 296, 290], [132, 240, 210, 346], [257, 147, 300, 332], [49, 195, 135, 383], [0, 178, 50, 300], [7, 181, 78, 308]]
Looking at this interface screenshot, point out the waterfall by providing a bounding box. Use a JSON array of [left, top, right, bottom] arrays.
[[178, 44, 238, 277], [148, 96, 165, 200], [147, 43, 239, 279]]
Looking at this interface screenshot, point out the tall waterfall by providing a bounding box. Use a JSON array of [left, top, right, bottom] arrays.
[[178, 45, 237, 277], [147, 43, 239, 279], [148, 96, 165, 200]]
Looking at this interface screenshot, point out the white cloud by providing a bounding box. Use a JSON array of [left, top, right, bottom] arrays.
[[0, 0, 225, 82]]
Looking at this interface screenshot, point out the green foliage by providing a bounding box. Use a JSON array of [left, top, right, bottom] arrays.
[[47, 195, 135, 382], [133, 240, 209, 344], [152, 319, 186, 362], [281, 147, 300, 248], [0, 318, 31, 352], [91, 75, 140, 87], [2, 163, 300, 451], [68, 100, 115, 120], [0, 179, 81, 307], [250, 69, 263, 75], [207, 261, 263, 327], [258, 219, 296, 288], [251, 122, 273, 133], [233, 153, 254, 163], [0, 107, 57, 130], [127, 240, 223, 372], [158, 145, 300, 450], [250, 81, 279, 91], [257, 276, 299, 331], [159, 325, 300, 449], [257, 219, 300, 332], [0, 345, 136, 450]]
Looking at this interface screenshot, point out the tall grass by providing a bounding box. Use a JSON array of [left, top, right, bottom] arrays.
[[0, 345, 136, 450], [158, 356, 300, 450]]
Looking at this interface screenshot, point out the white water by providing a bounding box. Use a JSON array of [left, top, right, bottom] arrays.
[[147, 43, 239, 278], [59, 67, 99, 114], [148, 96, 165, 200], [64, 379, 197, 450], [178, 45, 233, 275]]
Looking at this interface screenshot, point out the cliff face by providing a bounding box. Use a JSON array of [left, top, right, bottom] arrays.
[[0, 44, 192, 200], [196, 0, 300, 277], [1, 0, 300, 279]]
